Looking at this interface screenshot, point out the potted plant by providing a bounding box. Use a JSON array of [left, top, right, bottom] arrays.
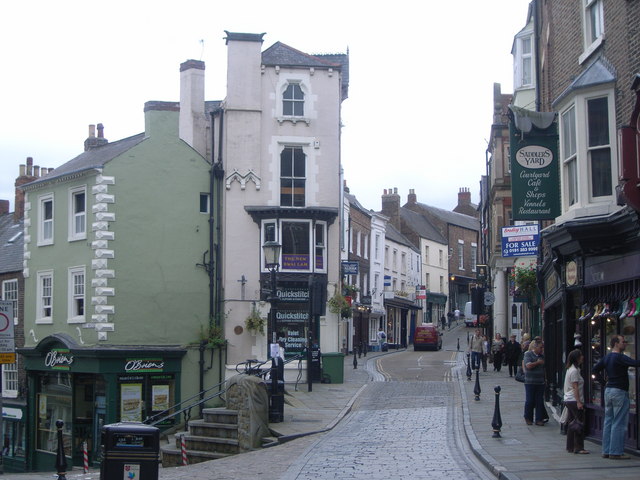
[[511, 263, 538, 301], [199, 324, 227, 348], [245, 307, 266, 335]]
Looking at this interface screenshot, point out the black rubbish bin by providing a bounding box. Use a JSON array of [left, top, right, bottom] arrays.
[[100, 422, 159, 480]]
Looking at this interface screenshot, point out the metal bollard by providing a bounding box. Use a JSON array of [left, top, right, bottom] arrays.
[[457, 338, 460, 351], [474, 368, 481, 401], [492, 386, 502, 437], [55, 420, 67, 480], [466, 352, 472, 380], [353, 349, 358, 369]]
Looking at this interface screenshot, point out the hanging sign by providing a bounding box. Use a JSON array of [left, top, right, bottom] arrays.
[[0, 301, 15, 364], [509, 109, 560, 220]]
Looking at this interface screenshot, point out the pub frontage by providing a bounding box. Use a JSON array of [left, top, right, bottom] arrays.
[[19, 334, 185, 471]]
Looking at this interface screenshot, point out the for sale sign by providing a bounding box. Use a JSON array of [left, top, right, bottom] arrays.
[[501, 225, 540, 258], [0, 301, 16, 364]]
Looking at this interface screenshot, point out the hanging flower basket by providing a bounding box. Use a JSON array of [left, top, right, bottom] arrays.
[[245, 309, 266, 335], [328, 293, 352, 319]]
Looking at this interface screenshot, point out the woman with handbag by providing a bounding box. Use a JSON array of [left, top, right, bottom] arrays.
[[563, 349, 589, 454]]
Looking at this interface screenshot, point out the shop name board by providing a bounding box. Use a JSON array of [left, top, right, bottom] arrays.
[[501, 225, 539, 257], [275, 311, 309, 322], [282, 254, 309, 270], [277, 288, 309, 303], [45, 348, 74, 370], [125, 358, 165, 372]]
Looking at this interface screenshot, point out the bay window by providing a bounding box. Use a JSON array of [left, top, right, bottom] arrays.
[[261, 219, 327, 273]]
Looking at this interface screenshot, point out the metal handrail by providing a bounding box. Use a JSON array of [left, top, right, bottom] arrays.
[[144, 354, 305, 427]]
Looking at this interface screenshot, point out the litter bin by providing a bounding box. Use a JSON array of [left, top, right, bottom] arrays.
[[322, 352, 345, 384], [100, 422, 159, 480]]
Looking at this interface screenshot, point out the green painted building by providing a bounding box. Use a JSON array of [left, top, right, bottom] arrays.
[[19, 61, 221, 471]]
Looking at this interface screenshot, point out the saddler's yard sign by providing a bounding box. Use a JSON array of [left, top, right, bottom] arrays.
[[509, 106, 560, 220]]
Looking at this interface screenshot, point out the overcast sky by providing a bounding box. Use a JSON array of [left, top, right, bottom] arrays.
[[0, 0, 531, 213]]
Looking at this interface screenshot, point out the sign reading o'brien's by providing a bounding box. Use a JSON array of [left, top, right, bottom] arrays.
[[509, 117, 560, 220]]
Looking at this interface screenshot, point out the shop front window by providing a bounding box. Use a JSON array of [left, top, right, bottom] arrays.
[[622, 316, 636, 414], [36, 372, 72, 455]]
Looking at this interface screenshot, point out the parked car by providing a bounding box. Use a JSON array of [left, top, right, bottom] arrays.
[[413, 324, 442, 351]]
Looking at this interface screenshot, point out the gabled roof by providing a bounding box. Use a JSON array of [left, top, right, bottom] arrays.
[[22, 133, 146, 189], [385, 222, 419, 252], [0, 213, 23, 274], [400, 208, 448, 244], [412, 202, 480, 231]]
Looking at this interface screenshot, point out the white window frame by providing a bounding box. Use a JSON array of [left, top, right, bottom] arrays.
[[280, 146, 306, 207], [375, 234, 380, 260], [1, 279, 18, 323], [471, 243, 478, 272], [199, 193, 210, 214], [260, 219, 327, 274], [579, 0, 604, 64], [356, 230, 361, 256], [277, 80, 310, 125], [424, 246, 429, 265], [558, 87, 617, 217], [36, 270, 53, 324], [561, 105, 579, 208], [68, 266, 86, 323], [363, 235, 369, 259], [519, 35, 532, 87], [458, 240, 464, 271], [2, 360, 18, 398], [38, 193, 54, 246], [68, 186, 87, 241]]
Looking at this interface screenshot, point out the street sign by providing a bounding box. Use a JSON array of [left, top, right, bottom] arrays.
[[0, 301, 16, 364], [484, 292, 496, 306], [341, 261, 359, 275]]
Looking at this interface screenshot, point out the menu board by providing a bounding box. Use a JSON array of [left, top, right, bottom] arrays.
[[120, 384, 142, 422]]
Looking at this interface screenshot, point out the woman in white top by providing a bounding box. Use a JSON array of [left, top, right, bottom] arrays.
[[563, 349, 588, 454]]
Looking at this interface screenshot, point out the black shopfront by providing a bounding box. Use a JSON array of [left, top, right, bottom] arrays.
[[19, 334, 185, 472], [540, 207, 640, 453]]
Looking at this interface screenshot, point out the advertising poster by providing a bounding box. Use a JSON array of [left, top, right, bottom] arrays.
[[120, 384, 142, 422], [151, 385, 169, 412]]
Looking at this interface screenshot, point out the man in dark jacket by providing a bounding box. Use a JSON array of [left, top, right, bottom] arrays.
[[593, 335, 640, 459], [505, 334, 521, 377]]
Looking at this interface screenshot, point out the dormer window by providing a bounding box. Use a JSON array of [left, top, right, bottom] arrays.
[[283, 83, 304, 116]]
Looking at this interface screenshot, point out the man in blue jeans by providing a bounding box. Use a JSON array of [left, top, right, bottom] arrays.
[[469, 329, 483, 370], [593, 335, 640, 459]]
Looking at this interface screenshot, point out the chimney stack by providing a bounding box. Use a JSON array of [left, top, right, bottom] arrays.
[[458, 187, 471, 206], [381, 187, 401, 228], [0, 200, 9, 215], [407, 188, 417, 205], [15, 157, 53, 220], [179, 59, 206, 157], [84, 124, 108, 151]]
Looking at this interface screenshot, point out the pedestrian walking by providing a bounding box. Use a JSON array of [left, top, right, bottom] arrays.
[[563, 349, 589, 454], [523, 339, 546, 426], [482, 335, 490, 372], [377, 328, 387, 352], [505, 334, 521, 377], [593, 334, 640, 459], [491, 333, 505, 372], [468, 329, 483, 371], [440, 314, 447, 331], [453, 308, 460, 327]]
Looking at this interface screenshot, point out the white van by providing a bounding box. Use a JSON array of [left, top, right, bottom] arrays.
[[464, 301, 475, 327]]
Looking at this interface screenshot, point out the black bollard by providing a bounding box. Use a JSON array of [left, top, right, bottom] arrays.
[[353, 349, 358, 369], [492, 386, 503, 437], [457, 338, 460, 351], [466, 353, 472, 380], [363, 342, 367, 357], [55, 419, 67, 480], [474, 368, 481, 401]]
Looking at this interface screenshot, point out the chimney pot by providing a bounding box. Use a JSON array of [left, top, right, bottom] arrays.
[[34, 166, 40, 177], [97, 123, 104, 138], [88, 124, 96, 138], [0, 200, 9, 215]]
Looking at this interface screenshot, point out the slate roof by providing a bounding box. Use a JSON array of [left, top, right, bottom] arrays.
[[385, 222, 419, 252], [400, 208, 448, 244], [412, 202, 480, 231], [0, 213, 23, 274], [345, 192, 371, 217], [262, 42, 349, 100], [22, 133, 147, 189]]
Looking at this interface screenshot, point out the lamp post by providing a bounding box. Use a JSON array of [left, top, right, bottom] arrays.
[[262, 240, 281, 348]]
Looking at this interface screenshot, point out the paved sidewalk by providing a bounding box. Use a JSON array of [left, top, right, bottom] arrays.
[[4, 343, 640, 479]]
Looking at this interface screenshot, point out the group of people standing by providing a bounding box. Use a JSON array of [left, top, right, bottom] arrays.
[[468, 329, 520, 373]]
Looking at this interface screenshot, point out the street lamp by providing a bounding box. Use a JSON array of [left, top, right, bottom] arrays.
[[262, 240, 281, 345]]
